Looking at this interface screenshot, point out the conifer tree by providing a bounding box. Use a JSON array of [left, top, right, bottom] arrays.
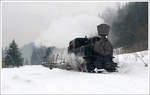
[[4, 40, 23, 67]]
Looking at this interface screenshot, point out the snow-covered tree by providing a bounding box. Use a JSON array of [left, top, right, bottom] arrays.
[[31, 46, 47, 65], [4, 40, 23, 67]]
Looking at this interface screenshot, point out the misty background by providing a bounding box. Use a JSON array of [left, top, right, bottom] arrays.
[[2, 2, 119, 65], [2, 2, 118, 48]]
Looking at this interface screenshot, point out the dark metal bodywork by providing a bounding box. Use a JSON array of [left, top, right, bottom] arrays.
[[68, 36, 118, 72]]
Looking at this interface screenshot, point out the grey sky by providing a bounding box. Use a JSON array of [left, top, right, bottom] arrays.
[[2, 2, 119, 48]]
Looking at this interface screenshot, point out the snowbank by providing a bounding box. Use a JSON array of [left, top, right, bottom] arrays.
[[1, 51, 149, 94], [114, 50, 148, 76]]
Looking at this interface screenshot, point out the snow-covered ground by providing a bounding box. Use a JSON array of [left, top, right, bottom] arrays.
[[1, 51, 149, 94]]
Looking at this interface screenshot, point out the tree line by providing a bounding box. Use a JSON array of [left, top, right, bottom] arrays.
[[2, 40, 55, 68], [101, 2, 148, 53]]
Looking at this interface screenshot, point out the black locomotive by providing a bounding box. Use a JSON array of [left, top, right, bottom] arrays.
[[68, 24, 118, 73]]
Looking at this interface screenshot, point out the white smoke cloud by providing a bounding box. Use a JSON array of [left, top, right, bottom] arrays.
[[35, 14, 104, 48]]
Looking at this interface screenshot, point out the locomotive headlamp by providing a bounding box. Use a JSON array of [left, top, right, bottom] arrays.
[[97, 24, 110, 36]]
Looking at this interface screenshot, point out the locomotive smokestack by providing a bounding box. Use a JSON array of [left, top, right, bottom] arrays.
[[97, 24, 110, 37]]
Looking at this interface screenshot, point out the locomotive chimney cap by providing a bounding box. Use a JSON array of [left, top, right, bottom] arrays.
[[97, 24, 110, 36]]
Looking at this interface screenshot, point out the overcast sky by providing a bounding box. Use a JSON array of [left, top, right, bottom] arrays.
[[2, 2, 119, 48]]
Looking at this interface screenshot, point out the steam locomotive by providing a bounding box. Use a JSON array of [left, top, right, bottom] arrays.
[[68, 24, 118, 73]]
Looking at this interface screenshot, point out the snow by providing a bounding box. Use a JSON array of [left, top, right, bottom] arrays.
[[1, 51, 149, 94]]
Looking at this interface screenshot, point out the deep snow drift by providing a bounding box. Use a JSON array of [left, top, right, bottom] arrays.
[[1, 51, 149, 94]]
